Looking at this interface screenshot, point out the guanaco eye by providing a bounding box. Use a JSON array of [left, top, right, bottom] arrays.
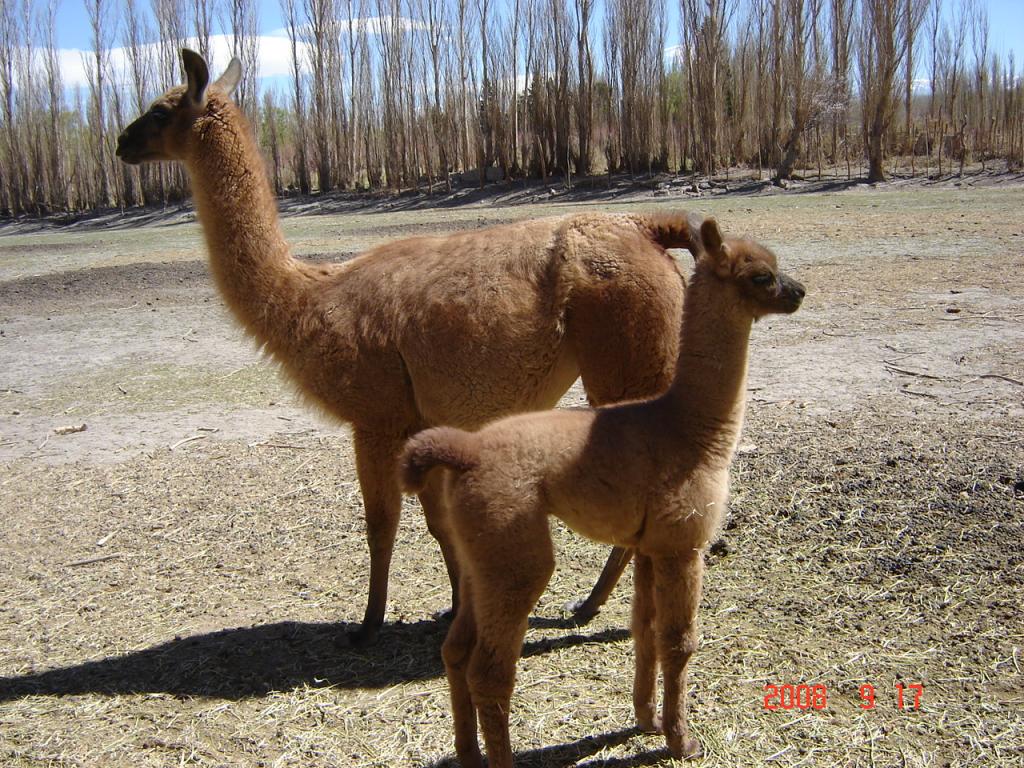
[[751, 272, 774, 286]]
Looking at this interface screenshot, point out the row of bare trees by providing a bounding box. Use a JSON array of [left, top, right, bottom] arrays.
[[1, 0, 1022, 216]]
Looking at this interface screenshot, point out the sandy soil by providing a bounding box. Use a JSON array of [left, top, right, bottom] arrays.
[[1, 178, 1022, 767]]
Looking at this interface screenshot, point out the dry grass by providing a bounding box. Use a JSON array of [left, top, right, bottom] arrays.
[[1, 411, 1021, 767]]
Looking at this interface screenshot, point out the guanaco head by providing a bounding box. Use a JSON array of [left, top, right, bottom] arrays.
[[116, 49, 241, 165], [696, 217, 805, 318]]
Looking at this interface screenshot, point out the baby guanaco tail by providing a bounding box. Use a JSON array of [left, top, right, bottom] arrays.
[[400, 427, 479, 493]]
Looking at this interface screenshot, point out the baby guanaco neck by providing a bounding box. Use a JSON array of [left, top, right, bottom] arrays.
[[185, 92, 313, 349], [659, 265, 752, 465]]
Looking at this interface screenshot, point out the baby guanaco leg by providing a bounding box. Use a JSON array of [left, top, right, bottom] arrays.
[[632, 553, 661, 732], [653, 551, 705, 759], [463, 512, 555, 768], [441, 576, 483, 768]]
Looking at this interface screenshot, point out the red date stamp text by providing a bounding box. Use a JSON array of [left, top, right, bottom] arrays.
[[763, 683, 924, 711]]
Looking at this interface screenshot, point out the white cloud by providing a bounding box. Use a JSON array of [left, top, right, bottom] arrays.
[[56, 34, 294, 90], [54, 15, 429, 92]]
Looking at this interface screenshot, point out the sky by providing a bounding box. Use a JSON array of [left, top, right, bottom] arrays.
[[47, 0, 1024, 92]]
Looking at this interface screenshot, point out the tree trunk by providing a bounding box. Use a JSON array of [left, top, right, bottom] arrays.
[[867, 128, 886, 182]]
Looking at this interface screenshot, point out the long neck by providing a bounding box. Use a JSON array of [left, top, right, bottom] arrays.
[[661, 268, 753, 465], [185, 93, 309, 348]]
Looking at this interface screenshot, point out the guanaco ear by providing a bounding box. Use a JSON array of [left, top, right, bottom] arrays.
[[213, 58, 242, 96], [181, 49, 210, 107]]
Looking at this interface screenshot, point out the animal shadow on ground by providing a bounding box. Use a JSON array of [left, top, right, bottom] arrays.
[[428, 727, 671, 768], [0, 620, 629, 702]]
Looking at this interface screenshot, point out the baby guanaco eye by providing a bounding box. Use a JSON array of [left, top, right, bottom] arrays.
[[751, 272, 774, 286]]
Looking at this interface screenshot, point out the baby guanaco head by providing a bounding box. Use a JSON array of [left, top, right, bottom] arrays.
[[116, 49, 240, 165], [695, 217, 805, 319]]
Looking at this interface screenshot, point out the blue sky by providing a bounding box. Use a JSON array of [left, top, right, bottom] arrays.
[[50, 0, 1024, 91]]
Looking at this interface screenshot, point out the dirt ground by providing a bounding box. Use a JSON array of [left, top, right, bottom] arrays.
[[1, 176, 1022, 767]]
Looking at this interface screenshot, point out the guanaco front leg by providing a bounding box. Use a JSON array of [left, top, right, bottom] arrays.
[[570, 546, 634, 623], [349, 429, 404, 648], [418, 471, 461, 618]]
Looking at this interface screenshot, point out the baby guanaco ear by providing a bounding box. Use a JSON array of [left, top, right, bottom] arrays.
[[213, 58, 242, 96], [181, 49, 210, 107], [700, 217, 724, 255], [696, 217, 733, 275]]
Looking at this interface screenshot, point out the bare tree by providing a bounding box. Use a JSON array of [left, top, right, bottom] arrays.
[[0, 0, 29, 214], [926, 0, 941, 169], [476, 0, 494, 177], [573, 0, 595, 175], [856, 0, 927, 182], [747, 0, 770, 175], [353, 8, 381, 187], [523, 0, 545, 177], [263, 88, 283, 193], [377, 0, 410, 188], [613, 0, 659, 173], [830, 0, 854, 175], [42, 0, 66, 211], [0, 0, 18, 213], [775, 0, 830, 182], [305, 0, 335, 191], [1003, 54, 1019, 164], [226, 0, 261, 120], [16, 0, 48, 212], [902, 0, 924, 168], [968, 0, 989, 164], [125, 0, 156, 204], [326, 2, 348, 189], [653, 0, 668, 170], [507, 0, 522, 176], [729, 12, 756, 166], [85, 0, 114, 207], [418, 0, 451, 186], [545, 0, 573, 177], [768, 0, 784, 167], [345, 0, 369, 187], [455, 0, 475, 170], [193, 0, 217, 62], [153, 0, 187, 89], [938, 0, 968, 174], [682, 0, 731, 174], [281, 0, 310, 193], [152, 0, 188, 201], [601, 0, 622, 174]]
